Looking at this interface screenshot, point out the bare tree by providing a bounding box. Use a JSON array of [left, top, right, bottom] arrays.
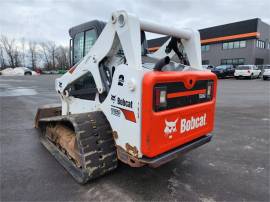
[[29, 41, 38, 69], [40, 41, 57, 70], [14, 47, 21, 67], [40, 42, 51, 69], [20, 38, 26, 67], [0, 45, 6, 69], [1, 35, 69, 70], [48, 41, 57, 69], [56, 46, 69, 69], [0, 35, 16, 68]]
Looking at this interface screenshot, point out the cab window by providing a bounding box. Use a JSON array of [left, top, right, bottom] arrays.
[[68, 72, 97, 100], [85, 29, 97, 55], [73, 32, 84, 64]]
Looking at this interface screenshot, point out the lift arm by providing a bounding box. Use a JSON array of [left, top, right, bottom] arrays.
[[55, 10, 202, 96]]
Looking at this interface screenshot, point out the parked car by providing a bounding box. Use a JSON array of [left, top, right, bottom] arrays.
[[256, 65, 264, 72], [211, 65, 235, 78], [0, 67, 37, 76], [42, 70, 58, 74], [23, 67, 33, 75], [35, 68, 43, 74], [202, 65, 213, 72], [202, 65, 214, 70], [262, 65, 270, 80], [234, 65, 261, 79]]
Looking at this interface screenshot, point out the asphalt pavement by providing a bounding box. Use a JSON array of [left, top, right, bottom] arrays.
[[0, 75, 269, 201]]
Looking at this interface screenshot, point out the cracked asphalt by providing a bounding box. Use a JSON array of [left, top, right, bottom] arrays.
[[0, 75, 269, 201]]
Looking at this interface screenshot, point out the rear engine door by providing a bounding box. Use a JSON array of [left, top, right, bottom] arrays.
[[141, 71, 217, 157]]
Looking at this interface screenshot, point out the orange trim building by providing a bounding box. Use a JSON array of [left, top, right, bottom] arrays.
[[147, 18, 270, 66]]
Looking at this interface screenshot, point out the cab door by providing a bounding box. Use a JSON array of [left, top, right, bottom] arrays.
[[72, 29, 98, 65]]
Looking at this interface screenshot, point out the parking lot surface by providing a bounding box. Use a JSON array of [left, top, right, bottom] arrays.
[[0, 75, 269, 201]]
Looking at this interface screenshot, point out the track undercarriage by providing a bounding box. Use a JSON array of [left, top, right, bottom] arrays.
[[35, 105, 118, 183]]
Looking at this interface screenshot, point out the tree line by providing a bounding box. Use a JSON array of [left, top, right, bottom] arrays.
[[0, 35, 69, 70]]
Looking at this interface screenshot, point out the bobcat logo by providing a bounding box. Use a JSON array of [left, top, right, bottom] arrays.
[[111, 95, 116, 103], [118, 75, 124, 86], [164, 119, 178, 137]]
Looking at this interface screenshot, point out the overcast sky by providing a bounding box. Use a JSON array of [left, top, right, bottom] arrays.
[[1, 0, 269, 46]]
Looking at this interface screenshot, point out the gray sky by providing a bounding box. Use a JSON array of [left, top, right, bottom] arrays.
[[1, 0, 269, 46]]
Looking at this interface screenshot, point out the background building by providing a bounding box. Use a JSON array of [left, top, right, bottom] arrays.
[[147, 18, 270, 66]]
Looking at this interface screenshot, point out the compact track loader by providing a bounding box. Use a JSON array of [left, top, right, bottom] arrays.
[[35, 11, 217, 183]]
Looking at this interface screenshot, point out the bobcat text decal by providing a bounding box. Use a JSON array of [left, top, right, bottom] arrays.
[[180, 114, 206, 133], [164, 113, 207, 138], [111, 95, 133, 108]]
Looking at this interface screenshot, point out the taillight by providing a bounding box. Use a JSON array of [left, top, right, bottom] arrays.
[[154, 86, 167, 111], [206, 81, 213, 99], [69, 66, 76, 74]]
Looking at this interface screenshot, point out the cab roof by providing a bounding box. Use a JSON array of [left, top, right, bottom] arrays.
[[69, 20, 106, 38]]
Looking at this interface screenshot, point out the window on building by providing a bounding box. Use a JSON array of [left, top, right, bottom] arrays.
[[84, 29, 97, 56], [240, 41, 246, 48], [222, 40, 246, 49], [202, 60, 209, 65], [256, 40, 265, 49], [238, 58, 245, 64], [255, 58, 264, 65], [228, 42, 234, 49], [201, 45, 210, 52], [73, 32, 84, 64], [234, 41, 240, 48], [232, 59, 238, 65], [221, 58, 245, 65], [227, 59, 233, 64]]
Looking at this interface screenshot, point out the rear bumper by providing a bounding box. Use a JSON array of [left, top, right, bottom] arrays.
[[212, 71, 222, 76], [212, 72, 230, 77], [235, 75, 251, 77], [234, 73, 251, 77], [117, 134, 212, 168]]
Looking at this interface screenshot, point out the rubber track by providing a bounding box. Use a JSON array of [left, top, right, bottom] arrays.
[[39, 111, 118, 184]]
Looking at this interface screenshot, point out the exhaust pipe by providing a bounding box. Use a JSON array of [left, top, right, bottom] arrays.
[[153, 56, 170, 71]]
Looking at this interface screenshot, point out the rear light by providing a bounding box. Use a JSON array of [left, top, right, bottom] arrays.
[[155, 86, 167, 111], [69, 66, 76, 74], [206, 81, 213, 99]]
